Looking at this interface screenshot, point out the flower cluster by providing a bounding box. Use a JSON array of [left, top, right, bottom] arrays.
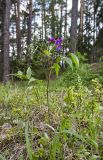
[[48, 37, 63, 51]]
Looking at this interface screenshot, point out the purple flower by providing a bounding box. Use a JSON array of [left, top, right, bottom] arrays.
[[56, 45, 62, 51], [55, 38, 63, 45], [48, 37, 63, 51], [48, 37, 55, 43]]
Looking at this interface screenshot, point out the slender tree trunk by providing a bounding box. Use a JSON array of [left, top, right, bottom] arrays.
[[91, 1, 96, 63], [60, 2, 63, 37], [93, 1, 96, 44], [64, 0, 67, 39], [51, 0, 55, 37], [27, 0, 32, 45], [15, 0, 21, 58], [70, 0, 78, 53], [41, 6, 44, 40], [80, 0, 84, 39], [0, 42, 3, 81], [3, 0, 11, 83], [43, 0, 46, 39], [77, 0, 84, 52], [0, 0, 4, 81]]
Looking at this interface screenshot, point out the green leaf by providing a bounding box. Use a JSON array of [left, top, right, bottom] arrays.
[[19, 154, 24, 160], [52, 63, 60, 77], [70, 53, 79, 68], [45, 124, 55, 132], [60, 129, 85, 141], [50, 135, 61, 160], [44, 132, 50, 141], [89, 155, 100, 160], [25, 123, 33, 160], [44, 50, 51, 56], [16, 70, 25, 79], [89, 139, 98, 149], [26, 67, 32, 79], [17, 71, 23, 76], [28, 77, 36, 85], [0, 154, 6, 160], [26, 86, 34, 91], [56, 57, 61, 63], [64, 57, 73, 70]]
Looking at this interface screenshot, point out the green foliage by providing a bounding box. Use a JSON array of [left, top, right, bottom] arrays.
[[26, 67, 32, 80], [25, 123, 34, 160], [1, 53, 103, 159], [49, 134, 62, 160], [64, 57, 73, 70], [61, 54, 103, 87], [0, 77, 103, 159], [52, 63, 60, 77], [0, 154, 6, 160], [28, 40, 79, 79], [63, 79, 101, 159], [70, 53, 79, 68]]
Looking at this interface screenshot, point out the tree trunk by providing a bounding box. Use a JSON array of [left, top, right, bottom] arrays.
[[0, 0, 4, 81], [64, 0, 67, 39], [70, 0, 78, 53], [3, 0, 11, 83], [80, 0, 84, 39], [77, 0, 84, 52], [0, 40, 3, 81], [60, 1, 63, 37], [41, 5, 44, 40], [51, 0, 55, 37], [27, 0, 32, 45], [15, 0, 21, 58], [43, 0, 46, 39]]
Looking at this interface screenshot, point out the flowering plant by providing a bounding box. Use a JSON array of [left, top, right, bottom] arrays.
[[43, 37, 79, 77], [48, 37, 63, 51], [16, 37, 79, 124]]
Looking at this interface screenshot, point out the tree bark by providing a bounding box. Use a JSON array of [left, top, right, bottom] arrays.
[[27, 0, 32, 45], [3, 0, 11, 83], [43, 0, 46, 39], [51, 0, 55, 37], [0, 0, 4, 81], [15, 0, 21, 58], [64, 0, 67, 39], [70, 0, 78, 53], [41, 4, 44, 40], [80, 0, 84, 38], [60, 1, 63, 37]]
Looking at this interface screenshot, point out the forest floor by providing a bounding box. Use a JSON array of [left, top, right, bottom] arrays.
[[1, 64, 103, 159]]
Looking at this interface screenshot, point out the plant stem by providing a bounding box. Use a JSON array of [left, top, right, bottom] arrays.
[[47, 68, 51, 123]]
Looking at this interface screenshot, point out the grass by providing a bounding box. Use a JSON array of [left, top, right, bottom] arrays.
[[0, 71, 103, 159], [0, 80, 64, 155]]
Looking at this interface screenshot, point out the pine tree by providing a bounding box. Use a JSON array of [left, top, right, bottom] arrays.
[[27, 0, 32, 45], [70, 0, 79, 53], [3, 0, 11, 83], [15, 0, 21, 58], [0, 0, 3, 81]]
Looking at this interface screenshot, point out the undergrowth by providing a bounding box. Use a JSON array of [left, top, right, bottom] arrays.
[[1, 62, 103, 159]]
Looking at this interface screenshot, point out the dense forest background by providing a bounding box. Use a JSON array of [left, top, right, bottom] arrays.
[[0, 0, 103, 83]]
